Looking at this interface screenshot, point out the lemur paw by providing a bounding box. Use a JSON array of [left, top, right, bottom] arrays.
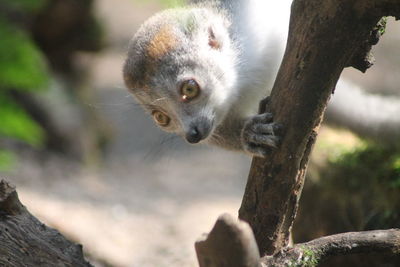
[[241, 112, 281, 158]]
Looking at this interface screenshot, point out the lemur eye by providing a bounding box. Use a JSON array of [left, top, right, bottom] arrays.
[[180, 79, 200, 101], [152, 110, 170, 126]]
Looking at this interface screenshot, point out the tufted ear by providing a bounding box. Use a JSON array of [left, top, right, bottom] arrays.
[[208, 26, 221, 50]]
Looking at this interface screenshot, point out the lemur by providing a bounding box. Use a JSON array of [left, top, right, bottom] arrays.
[[123, 0, 400, 157]]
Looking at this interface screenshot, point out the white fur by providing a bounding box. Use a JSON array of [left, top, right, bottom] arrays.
[[226, 0, 292, 117], [128, 0, 400, 147], [225, 0, 400, 142]]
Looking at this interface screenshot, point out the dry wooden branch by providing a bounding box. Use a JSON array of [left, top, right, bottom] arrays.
[[0, 180, 92, 267], [195, 214, 261, 267], [262, 229, 400, 266], [239, 0, 400, 255], [195, 214, 400, 267]]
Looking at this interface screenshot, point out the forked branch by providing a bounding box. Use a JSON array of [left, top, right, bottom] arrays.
[[239, 0, 400, 255], [196, 215, 400, 267]]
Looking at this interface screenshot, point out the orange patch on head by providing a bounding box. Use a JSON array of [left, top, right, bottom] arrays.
[[147, 26, 178, 59]]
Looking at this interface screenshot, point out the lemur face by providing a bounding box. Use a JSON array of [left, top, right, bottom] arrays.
[[123, 8, 238, 144]]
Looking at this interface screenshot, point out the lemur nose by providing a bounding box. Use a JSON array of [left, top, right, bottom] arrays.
[[185, 126, 202, 144]]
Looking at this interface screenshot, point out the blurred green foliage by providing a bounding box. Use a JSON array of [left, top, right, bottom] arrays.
[[325, 142, 400, 228], [295, 140, 400, 266], [0, 20, 49, 91], [0, 150, 15, 172], [298, 139, 400, 239], [0, 94, 44, 146], [0, 0, 50, 169], [135, 0, 185, 8], [331, 143, 400, 191], [5, 0, 48, 13], [295, 129, 400, 254], [158, 0, 185, 7]]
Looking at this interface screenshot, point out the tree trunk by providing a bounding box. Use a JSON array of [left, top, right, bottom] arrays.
[[197, 0, 400, 265], [238, 0, 400, 255]]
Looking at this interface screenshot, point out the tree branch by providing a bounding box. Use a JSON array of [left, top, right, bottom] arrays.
[[238, 0, 400, 255], [262, 229, 400, 266], [195, 214, 261, 267], [0, 180, 93, 267], [195, 214, 400, 267]]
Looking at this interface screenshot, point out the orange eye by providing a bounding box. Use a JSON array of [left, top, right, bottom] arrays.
[[152, 111, 170, 126], [180, 79, 200, 101]]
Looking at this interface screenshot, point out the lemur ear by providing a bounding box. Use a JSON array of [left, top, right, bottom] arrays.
[[208, 27, 221, 50]]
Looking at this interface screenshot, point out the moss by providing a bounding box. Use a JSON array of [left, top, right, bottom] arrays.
[[301, 247, 318, 267], [376, 17, 388, 36], [286, 247, 319, 267]]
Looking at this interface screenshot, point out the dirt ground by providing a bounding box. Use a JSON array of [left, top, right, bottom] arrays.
[[10, 149, 249, 266]]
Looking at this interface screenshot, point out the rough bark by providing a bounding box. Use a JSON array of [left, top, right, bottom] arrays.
[[238, 0, 400, 255], [262, 229, 400, 266], [0, 180, 93, 267], [195, 214, 400, 267], [195, 214, 261, 267]]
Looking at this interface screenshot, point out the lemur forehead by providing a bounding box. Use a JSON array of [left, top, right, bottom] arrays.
[[146, 25, 178, 60], [124, 73, 148, 92]]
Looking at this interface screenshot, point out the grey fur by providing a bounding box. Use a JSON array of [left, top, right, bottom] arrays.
[[123, 1, 282, 157], [124, 0, 400, 157]]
